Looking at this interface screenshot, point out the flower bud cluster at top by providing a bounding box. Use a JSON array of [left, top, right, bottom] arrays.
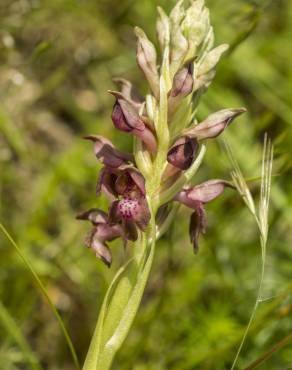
[[77, 0, 246, 267]]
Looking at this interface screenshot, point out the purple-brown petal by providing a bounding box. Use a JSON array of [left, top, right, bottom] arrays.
[[186, 179, 231, 204], [110, 92, 145, 132], [189, 204, 207, 254], [110, 196, 151, 232], [84, 222, 123, 267], [123, 219, 138, 241], [88, 236, 112, 267], [133, 197, 151, 231], [76, 208, 108, 225], [126, 168, 146, 196], [185, 108, 246, 140], [133, 125, 157, 154], [175, 180, 231, 208], [96, 167, 118, 201], [84, 135, 132, 168], [111, 102, 133, 132], [95, 223, 123, 242], [113, 78, 144, 110], [167, 136, 199, 170], [114, 166, 146, 197], [108, 200, 122, 224]]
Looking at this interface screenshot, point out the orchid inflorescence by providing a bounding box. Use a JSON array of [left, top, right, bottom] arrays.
[[77, 0, 246, 267]]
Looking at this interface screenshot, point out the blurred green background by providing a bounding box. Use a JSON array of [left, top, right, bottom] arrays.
[[0, 0, 291, 369]]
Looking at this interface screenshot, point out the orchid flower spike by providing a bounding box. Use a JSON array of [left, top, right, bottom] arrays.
[[77, 0, 246, 266]]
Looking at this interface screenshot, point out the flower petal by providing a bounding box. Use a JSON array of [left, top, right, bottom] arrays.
[[85, 229, 112, 267], [114, 166, 146, 197], [123, 219, 138, 241], [185, 108, 246, 140], [84, 135, 132, 167], [96, 167, 118, 201], [186, 179, 230, 203], [113, 78, 144, 110], [189, 204, 207, 254], [175, 180, 232, 208], [110, 91, 145, 131], [167, 136, 198, 170], [108, 200, 122, 224], [76, 208, 108, 225], [110, 92, 157, 153], [133, 197, 151, 231]]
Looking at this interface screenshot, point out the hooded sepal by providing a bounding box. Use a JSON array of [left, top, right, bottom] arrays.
[[184, 108, 246, 140], [167, 136, 198, 170], [174, 179, 232, 208], [114, 165, 146, 197], [96, 167, 119, 201], [110, 91, 157, 153]]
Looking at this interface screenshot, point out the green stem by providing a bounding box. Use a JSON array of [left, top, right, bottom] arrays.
[[231, 251, 266, 369], [82, 221, 157, 370]]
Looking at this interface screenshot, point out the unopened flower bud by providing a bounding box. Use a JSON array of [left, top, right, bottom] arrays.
[[134, 27, 160, 98], [170, 63, 194, 99]]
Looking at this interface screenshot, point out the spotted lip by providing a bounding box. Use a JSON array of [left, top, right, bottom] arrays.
[[118, 198, 140, 220]]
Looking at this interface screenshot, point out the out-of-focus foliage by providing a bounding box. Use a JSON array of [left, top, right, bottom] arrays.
[[0, 0, 291, 369]]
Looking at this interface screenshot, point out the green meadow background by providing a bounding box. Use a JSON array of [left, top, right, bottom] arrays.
[[0, 0, 291, 369]]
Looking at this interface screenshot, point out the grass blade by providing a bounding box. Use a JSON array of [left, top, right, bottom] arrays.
[[0, 300, 43, 370], [0, 223, 80, 370], [243, 333, 292, 370]]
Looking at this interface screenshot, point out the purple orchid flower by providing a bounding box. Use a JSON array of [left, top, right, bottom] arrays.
[[109, 91, 157, 154], [76, 209, 123, 267], [174, 180, 233, 253], [95, 164, 151, 242]]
